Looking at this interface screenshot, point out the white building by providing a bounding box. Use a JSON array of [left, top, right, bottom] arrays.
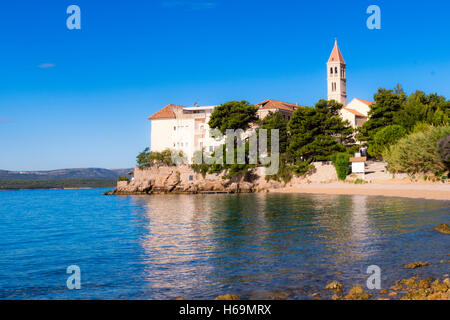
[[149, 104, 223, 162], [340, 98, 374, 128]]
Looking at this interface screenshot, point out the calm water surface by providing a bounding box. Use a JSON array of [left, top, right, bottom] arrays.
[[0, 189, 448, 299]]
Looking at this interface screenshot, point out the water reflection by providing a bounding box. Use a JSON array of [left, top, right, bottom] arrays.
[[130, 194, 449, 299]]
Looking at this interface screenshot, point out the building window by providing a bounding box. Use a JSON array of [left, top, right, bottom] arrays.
[[209, 146, 214, 152], [330, 67, 333, 74], [189, 175, 193, 181], [332, 82, 337, 92], [174, 126, 176, 131], [335, 67, 338, 74]]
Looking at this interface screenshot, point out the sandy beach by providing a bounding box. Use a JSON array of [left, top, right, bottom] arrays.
[[271, 182, 450, 201]]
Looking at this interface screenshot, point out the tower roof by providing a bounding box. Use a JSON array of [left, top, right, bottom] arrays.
[[328, 39, 345, 64]]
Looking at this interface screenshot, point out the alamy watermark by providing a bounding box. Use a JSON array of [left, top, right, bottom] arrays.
[[366, 5, 381, 30], [67, 5, 81, 30], [171, 128, 280, 175], [366, 265, 381, 289], [66, 265, 81, 289]]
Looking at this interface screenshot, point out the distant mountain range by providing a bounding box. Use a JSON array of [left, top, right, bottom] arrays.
[[0, 168, 133, 181]]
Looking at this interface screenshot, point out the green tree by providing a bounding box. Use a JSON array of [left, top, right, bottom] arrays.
[[383, 125, 450, 174], [137, 148, 184, 168], [357, 85, 407, 144], [368, 125, 407, 157], [288, 99, 352, 161], [261, 111, 288, 153], [208, 100, 258, 134], [393, 91, 449, 131]]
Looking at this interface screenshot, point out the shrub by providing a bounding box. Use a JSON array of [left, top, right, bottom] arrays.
[[137, 148, 186, 168], [437, 134, 450, 171], [368, 125, 407, 157], [291, 159, 315, 177], [331, 153, 351, 180], [117, 176, 130, 182], [382, 125, 450, 174], [265, 155, 294, 184], [412, 122, 432, 134]]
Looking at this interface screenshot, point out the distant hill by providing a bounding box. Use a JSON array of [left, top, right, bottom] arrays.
[[0, 168, 133, 181]]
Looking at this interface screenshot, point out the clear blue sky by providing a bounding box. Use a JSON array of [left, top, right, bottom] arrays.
[[1, 0, 449, 170]]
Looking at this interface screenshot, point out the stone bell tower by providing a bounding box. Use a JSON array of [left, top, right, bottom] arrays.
[[327, 38, 347, 106]]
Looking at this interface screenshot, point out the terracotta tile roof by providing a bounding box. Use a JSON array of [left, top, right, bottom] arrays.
[[343, 108, 366, 117], [355, 98, 375, 106], [350, 157, 367, 162], [328, 39, 345, 64], [256, 99, 305, 112], [148, 104, 185, 120]]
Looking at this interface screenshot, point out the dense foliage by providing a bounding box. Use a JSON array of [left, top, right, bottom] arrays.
[[288, 100, 353, 161], [208, 100, 258, 134], [260, 111, 288, 154], [357, 85, 407, 144], [137, 148, 185, 168], [436, 134, 450, 171], [331, 153, 351, 180], [382, 125, 450, 174], [368, 125, 407, 157], [358, 85, 449, 149], [192, 142, 257, 179], [393, 91, 449, 131]]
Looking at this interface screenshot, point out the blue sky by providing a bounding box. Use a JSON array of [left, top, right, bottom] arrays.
[[0, 0, 449, 170]]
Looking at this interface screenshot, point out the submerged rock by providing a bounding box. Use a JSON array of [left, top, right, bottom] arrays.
[[434, 224, 450, 234], [398, 276, 449, 300], [310, 292, 321, 300], [388, 292, 397, 297], [418, 279, 431, 289], [344, 285, 371, 300], [404, 261, 429, 269], [325, 281, 343, 293], [390, 281, 404, 291], [400, 276, 420, 288], [215, 294, 240, 300]]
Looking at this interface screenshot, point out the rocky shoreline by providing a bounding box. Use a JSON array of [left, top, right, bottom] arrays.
[[103, 164, 338, 196]]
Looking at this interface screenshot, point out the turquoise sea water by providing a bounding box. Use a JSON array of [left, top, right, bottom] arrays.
[[0, 189, 448, 300]]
